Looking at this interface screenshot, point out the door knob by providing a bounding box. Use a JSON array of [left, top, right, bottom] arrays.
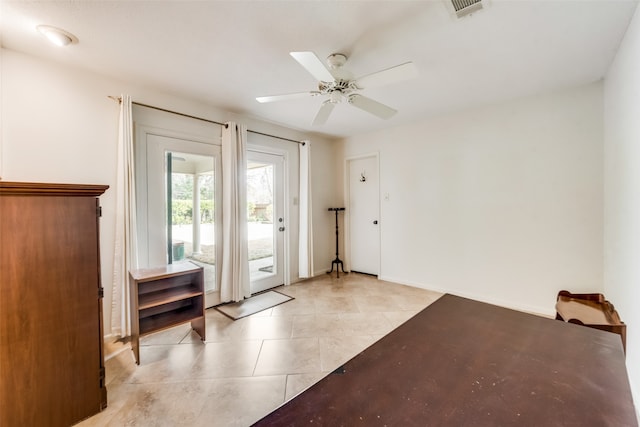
[[279, 226, 285, 232], [373, 220, 378, 225]]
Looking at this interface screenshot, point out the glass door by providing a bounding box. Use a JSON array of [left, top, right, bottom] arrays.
[[247, 151, 285, 293], [146, 135, 222, 308], [167, 152, 218, 305]]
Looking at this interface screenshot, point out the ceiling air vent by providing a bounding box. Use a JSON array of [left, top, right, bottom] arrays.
[[451, 0, 484, 18]]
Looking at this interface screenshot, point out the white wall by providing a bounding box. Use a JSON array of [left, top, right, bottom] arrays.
[[604, 4, 640, 411], [1, 48, 337, 336], [338, 83, 604, 316]]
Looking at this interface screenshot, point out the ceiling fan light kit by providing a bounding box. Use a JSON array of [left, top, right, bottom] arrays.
[[329, 91, 342, 104], [256, 51, 417, 126]]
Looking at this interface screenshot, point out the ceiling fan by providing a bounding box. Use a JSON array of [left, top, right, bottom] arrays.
[[256, 51, 418, 126]]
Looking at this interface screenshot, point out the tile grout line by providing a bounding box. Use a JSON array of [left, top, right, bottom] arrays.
[[252, 339, 266, 377]]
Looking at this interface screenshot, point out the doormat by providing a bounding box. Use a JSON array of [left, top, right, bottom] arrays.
[[215, 290, 293, 320]]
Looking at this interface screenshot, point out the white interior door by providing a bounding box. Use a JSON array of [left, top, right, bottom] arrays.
[[146, 134, 222, 308], [348, 155, 380, 275], [248, 151, 285, 293]]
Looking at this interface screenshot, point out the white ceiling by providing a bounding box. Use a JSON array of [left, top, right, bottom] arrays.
[[1, 0, 637, 139]]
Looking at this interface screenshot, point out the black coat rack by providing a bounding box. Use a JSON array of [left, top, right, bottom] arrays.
[[328, 207, 346, 278]]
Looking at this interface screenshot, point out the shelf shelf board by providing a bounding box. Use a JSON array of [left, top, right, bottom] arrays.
[[139, 309, 204, 336], [138, 288, 203, 310]]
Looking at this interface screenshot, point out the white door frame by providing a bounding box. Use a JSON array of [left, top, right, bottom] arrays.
[[247, 146, 288, 293], [344, 152, 381, 276], [135, 122, 223, 307], [135, 124, 221, 264], [146, 136, 223, 308]]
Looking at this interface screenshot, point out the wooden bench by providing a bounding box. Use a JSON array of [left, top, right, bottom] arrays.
[[555, 290, 626, 353]]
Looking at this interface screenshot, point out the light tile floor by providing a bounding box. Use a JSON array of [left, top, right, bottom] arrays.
[[79, 273, 443, 427]]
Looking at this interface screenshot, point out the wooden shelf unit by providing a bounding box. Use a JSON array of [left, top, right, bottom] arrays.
[[129, 262, 205, 364]]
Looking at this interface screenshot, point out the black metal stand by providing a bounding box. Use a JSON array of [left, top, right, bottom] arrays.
[[328, 207, 346, 278]]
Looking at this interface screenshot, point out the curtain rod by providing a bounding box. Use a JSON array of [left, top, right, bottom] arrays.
[[108, 96, 305, 145]]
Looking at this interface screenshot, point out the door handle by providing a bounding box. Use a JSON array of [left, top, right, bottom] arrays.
[[373, 220, 378, 225], [279, 227, 285, 232]]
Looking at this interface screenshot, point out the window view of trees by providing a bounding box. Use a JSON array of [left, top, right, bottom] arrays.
[[171, 173, 214, 226], [247, 164, 273, 223], [169, 162, 275, 266], [171, 165, 272, 226]]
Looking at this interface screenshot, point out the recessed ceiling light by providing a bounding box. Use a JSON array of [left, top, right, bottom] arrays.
[[36, 25, 78, 47]]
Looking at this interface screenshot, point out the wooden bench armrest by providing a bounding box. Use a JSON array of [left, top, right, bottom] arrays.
[[555, 290, 626, 353]]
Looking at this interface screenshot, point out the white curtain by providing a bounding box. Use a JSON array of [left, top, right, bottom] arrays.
[[111, 94, 139, 337], [298, 141, 314, 278], [220, 122, 251, 302]]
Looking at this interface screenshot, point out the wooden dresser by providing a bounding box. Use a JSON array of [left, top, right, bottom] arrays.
[[0, 182, 109, 426]]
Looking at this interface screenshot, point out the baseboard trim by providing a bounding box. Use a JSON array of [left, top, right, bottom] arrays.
[[378, 275, 555, 318]]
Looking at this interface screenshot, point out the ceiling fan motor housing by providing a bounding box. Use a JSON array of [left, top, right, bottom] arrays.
[[318, 79, 356, 101]]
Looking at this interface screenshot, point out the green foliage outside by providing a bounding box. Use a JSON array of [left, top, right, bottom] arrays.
[[247, 201, 255, 222], [173, 199, 270, 225], [247, 202, 273, 222], [171, 199, 214, 225], [171, 168, 274, 224], [171, 172, 215, 225]]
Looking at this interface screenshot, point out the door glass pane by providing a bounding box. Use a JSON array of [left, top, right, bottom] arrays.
[[168, 152, 216, 293], [247, 161, 275, 281]]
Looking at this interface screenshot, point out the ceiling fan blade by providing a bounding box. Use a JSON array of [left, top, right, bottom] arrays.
[[290, 51, 335, 83], [256, 91, 320, 103], [348, 94, 397, 119], [355, 62, 418, 89], [312, 101, 335, 126]]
